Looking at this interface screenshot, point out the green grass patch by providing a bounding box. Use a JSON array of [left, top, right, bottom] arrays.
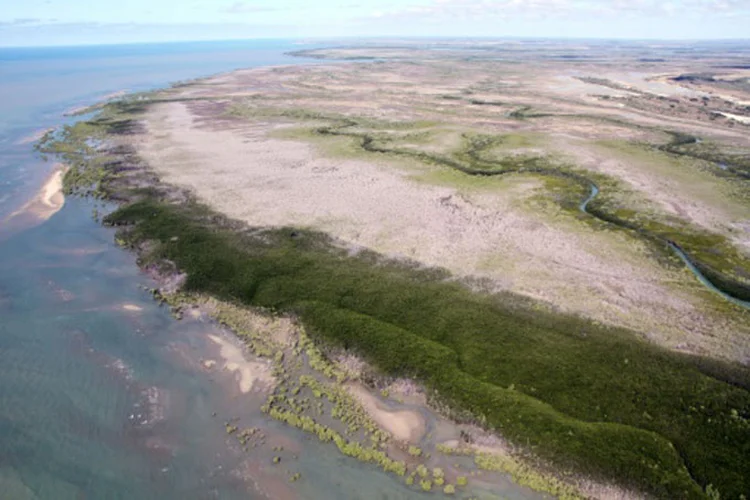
[[105, 198, 750, 499]]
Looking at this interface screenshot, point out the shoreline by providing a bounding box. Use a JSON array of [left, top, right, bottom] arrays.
[[16, 127, 55, 145], [137, 272, 648, 500], [78, 128, 602, 498], [34, 55, 750, 499], [63, 90, 131, 116], [159, 292, 591, 499]]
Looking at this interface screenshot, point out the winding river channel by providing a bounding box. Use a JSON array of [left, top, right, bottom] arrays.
[[579, 182, 750, 310], [326, 121, 750, 310]]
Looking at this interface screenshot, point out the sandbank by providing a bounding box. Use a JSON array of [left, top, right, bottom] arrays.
[[207, 334, 274, 394], [346, 382, 425, 443], [5, 165, 67, 224]]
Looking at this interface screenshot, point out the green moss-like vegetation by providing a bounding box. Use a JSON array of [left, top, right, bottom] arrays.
[[102, 197, 750, 499], [587, 181, 750, 299], [36, 123, 109, 196], [408, 446, 423, 457], [474, 453, 582, 500]]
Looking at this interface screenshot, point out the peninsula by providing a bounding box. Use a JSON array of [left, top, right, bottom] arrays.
[[39, 40, 750, 499]]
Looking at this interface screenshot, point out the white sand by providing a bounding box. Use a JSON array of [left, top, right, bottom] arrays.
[[5, 165, 67, 224]]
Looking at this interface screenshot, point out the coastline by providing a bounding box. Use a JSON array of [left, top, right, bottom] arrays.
[[16, 127, 55, 145], [33, 57, 750, 499], [1, 40, 386, 500], [154, 291, 594, 500], [32, 88, 610, 498]]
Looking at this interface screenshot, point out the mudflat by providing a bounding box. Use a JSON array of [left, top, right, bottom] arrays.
[[130, 48, 750, 362]]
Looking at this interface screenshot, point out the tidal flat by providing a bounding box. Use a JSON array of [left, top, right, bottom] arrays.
[[37, 40, 750, 499]]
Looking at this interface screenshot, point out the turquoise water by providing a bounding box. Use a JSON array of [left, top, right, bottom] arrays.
[[0, 41, 549, 499]]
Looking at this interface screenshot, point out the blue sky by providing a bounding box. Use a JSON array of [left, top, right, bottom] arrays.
[[1, 0, 749, 46]]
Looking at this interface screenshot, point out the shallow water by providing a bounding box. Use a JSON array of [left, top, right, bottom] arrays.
[[0, 41, 550, 499], [0, 196, 255, 499]]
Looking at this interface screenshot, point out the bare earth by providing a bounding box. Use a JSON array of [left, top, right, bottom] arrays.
[[123, 51, 750, 363]]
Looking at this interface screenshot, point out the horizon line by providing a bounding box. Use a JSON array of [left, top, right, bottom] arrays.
[[3, 35, 750, 50]]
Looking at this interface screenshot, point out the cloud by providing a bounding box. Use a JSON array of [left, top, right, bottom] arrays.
[[592, 0, 750, 16], [363, 0, 750, 22], [0, 18, 52, 27], [365, 0, 573, 22], [223, 2, 278, 14]]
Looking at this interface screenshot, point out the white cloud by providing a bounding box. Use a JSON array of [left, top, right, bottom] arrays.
[[0, 18, 57, 26], [222, 2, 278, 14], [363, 0, 750, 21]]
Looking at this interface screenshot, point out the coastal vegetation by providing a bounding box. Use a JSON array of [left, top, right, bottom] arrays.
[[100, 194, 749, 498], [37, 54, 750, 499]]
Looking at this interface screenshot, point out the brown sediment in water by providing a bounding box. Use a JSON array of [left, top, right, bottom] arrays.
[[236, 458, 298, 500], [41, 245, 109, 256]]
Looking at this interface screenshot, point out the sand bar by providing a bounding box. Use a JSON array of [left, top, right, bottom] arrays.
[[4, 165, 68, 225], [346, 382, 425, 443], [207, 334, 274, 393]]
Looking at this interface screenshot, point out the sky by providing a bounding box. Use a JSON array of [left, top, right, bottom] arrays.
[[1, 0, 749, 46]]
